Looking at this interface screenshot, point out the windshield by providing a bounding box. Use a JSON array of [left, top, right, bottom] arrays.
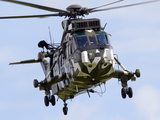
[[97, 34, 108, 45], [76, 36, 89, 48], [75, 32, 109, 48]]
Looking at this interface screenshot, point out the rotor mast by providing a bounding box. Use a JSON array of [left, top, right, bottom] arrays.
[[66, 4, 83, 19]]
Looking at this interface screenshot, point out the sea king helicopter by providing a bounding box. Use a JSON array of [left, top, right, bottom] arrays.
[[1, 0, 159, 115]]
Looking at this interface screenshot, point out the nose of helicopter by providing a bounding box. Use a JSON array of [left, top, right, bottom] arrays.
[[81, 48, 114, 66], [79, 48, 115, 79]]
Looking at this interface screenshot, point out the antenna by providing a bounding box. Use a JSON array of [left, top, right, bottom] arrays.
[[48, 26, 54, 47]]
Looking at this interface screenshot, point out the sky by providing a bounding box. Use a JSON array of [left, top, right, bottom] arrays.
[[0, 0, 160, 120]]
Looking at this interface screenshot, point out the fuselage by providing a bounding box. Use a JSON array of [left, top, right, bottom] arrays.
[[45, 18, 115, 100]]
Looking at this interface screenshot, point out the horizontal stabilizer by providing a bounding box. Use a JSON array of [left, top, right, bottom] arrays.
[[9, 59, 42, 65]]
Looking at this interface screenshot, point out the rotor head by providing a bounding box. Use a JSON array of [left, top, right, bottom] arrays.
[[66, 4, 82, 11]]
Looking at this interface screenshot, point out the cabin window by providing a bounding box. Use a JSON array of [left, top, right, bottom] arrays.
[[96, 34, 108, 45], [76, 36, 89, 48]]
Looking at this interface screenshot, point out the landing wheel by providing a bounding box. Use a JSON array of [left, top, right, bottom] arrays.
[[63, 107, 68, 115], [127, 87, 133, 98], [50, 95, 56, 106], [33, 79, 38, 88], [135, 69, 140, 78], [121, 88, 126, 99], [44, 96, 49, 107]]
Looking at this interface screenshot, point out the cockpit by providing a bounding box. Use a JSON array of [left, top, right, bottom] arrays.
[[73, 30, 109, 48]]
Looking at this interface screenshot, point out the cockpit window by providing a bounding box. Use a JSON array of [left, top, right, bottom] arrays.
[[89, 35, 97, 45], [74, 30, 109, 48], [76, 36, 89, 48], [96, 34, 108, 45]]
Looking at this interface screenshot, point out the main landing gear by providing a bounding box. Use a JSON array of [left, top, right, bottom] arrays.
[[33, 79, 56, 106], [121, 87, 133, 99], [44, 96, 68, 115], [114, 57, 140, 99], [44, 92, 69, 115], [44, 94, 69, 115], [44, 95, 56, 106], [120, 69, 140, 99], [33, 79, 69, 115]]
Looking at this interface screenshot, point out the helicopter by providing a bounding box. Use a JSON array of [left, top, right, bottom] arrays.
[[1, 0, 159, 115]]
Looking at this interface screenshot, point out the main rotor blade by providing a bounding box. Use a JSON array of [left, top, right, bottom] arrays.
[[88, 0, 123, 11], [9, 59, 42, 65], [90, 0, 160, 13], [1, 0, 69, 13], [0, 13, 60, 19]]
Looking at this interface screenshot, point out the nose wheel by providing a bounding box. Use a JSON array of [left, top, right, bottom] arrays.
[[63, 107, 68, 115], [63, 101, 68, 115]]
